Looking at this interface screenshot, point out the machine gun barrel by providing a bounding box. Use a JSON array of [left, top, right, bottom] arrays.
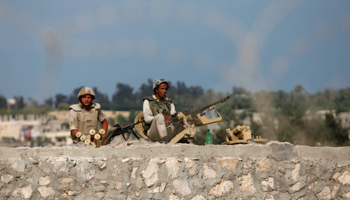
[[182, 96, 230, 117]]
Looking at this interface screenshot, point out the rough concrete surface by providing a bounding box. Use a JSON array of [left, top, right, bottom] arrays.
[[1, 141, 350, 199]]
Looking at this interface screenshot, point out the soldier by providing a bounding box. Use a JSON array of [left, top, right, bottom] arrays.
[[68, 87, 108, 145], [143, 78, 179, 144]]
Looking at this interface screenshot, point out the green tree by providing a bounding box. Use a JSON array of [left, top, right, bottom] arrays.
[[135, 79, 153, 102], [303, 118, 329, 146], [325, 113, 349, 146], [43, 97, 54, 107], [232, 87, 251, 109], [14, 96, 25, 110], [107, 117, 115, 126], [334, 88, 350, 112], [0, 94, 7, 109], [217, 100, 240, 127], [55, 93, 67, 108], [250, 118, 263, 138], [57, 103, 69, 110], [93, 87, 111, 110], [195, 127, 207, 145], [128, 110, 137, 123], [112, 83, 137, 110], [213, 127, 228, 145], [66, 86, 83, 105], [117, 114, 127, 126]]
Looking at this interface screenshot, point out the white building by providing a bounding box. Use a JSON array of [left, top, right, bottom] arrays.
[[0, 114, 71, 146]]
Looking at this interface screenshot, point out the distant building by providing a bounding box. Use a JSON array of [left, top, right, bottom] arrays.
[[0, 113, 71, 146], [339, 110, 350, 128], [305, 110, 337, 120], [7, 99, 16, 109], [338, 110, 350, 139]]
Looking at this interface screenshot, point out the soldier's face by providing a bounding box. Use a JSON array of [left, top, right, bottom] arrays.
[[156, 83, 168, 98], [81, 95, 92, 107]]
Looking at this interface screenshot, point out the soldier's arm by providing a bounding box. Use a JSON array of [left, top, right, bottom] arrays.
[[170, 103, 176, 115], [101, 119, 108, 141], [164, 115, 171, 123], [68, 110, 79, 136], [71, 130, 79, 137], [164, 103, 176, 122], [97, 109, 108, 142], [143, 99, 154, 124]]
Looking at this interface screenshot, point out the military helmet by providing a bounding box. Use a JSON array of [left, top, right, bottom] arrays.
[[153, 78, 169, 91], [77, 87, 96, 100]]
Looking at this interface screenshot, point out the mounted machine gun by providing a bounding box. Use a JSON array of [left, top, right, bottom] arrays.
[[134, 96, 230, 144]]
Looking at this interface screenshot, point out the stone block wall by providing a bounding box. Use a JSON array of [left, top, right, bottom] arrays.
[[0, 142, 350, 199]]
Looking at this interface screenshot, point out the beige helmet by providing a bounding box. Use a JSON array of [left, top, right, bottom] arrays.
[[153, 78, 169, 92], [77, 87, 96, 100]]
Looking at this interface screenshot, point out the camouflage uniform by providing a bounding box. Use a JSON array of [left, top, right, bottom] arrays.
[[68, 87, 106, 144]]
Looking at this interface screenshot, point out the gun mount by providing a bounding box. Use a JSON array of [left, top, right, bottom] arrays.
[[222, 125, 269, 145]]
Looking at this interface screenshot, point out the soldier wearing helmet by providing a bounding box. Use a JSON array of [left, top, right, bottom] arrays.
[[68, 87, 108, 144], [143, 78, 179, 143]]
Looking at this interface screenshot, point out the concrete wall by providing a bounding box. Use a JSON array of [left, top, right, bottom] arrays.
[[1, 142, 350, 199]]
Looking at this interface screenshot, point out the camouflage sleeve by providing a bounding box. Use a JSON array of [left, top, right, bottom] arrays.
[[68, 110, 79, 130], [98, 109, 106, 122]]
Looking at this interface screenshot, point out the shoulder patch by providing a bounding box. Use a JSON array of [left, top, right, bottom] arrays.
[[69, 104, 82, 111]]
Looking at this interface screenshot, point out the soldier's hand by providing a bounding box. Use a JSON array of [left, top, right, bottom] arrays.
[[102, 135, 107, 144], [176, 112, 185, 120], [164, 115, 171, 123]]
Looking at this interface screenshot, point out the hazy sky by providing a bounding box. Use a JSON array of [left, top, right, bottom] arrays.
[[1, 0, 350, 102]]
